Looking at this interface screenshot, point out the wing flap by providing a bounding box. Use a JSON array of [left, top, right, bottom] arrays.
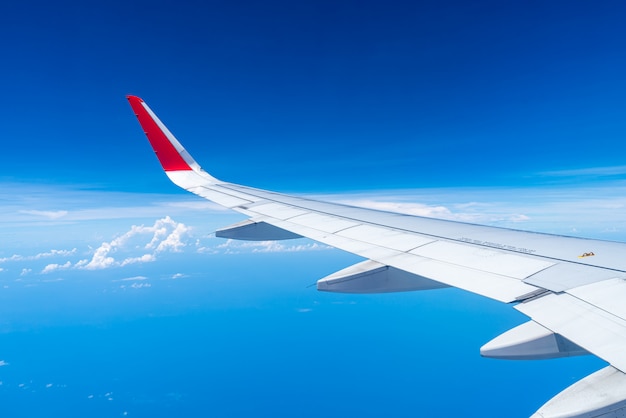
[[567, 278, 626, 320], [524, 262, 623, 292], [517, 279, 626, 372]]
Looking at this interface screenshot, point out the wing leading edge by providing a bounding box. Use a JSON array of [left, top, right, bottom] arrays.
[[127, 95, 626, 418]]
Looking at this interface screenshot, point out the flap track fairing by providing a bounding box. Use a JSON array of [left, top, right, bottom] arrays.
[[481, 320, 588, 360], [317, 260, 449, 294], [216, 219, 302, 241]]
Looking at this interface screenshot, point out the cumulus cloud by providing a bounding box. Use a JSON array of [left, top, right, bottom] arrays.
[[148, 221, 190, 253], [41, 261, 72, 274], [76, 216, 190, 270], [120, 254, 156, 266], [7, 217, 193, 275], [0, 360, 9, 367]]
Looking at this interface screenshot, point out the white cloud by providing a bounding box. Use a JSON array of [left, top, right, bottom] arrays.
[[155, 222, 190, 252], [41, 261, 72, 274], [120, 282, 152, 289], [0, 255, 20, 263], [0, 183, 230, 230], [316, 185, 626, 240], [212, 239, 331, 254], [78, 242, 116, 270], [41, 278, 64, 283], [539, 165, 626, 178], [8, 178, 626, 279], [120, 254, 156, 266], [0, 360, 9, 367], [144, 217, 191, 253], [19, 210, 68, 219], [196, 246, 220, 254], [117, 276, 149, 282], [40, 249, 77, 258], [0, 214, 201, 276], [334, 198, 532, 225], [77, 216, 190, 270], [0, 248, 77, 263], [130, 282, 151, 289], [338, 199, 454, 218]]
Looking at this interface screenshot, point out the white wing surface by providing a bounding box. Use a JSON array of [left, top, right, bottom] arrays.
[[128, 96, 626, 418]]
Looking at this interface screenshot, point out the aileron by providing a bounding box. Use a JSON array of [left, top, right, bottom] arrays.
[[517, 287, 626, 373]]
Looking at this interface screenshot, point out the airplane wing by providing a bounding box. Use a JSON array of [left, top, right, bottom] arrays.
[[127, 95, 626, 418]]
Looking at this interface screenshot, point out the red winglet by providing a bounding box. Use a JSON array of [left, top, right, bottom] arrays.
[[127, 95, 192, 171]]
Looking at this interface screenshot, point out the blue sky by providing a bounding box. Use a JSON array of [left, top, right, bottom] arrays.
[[0, 1, 625, 417]]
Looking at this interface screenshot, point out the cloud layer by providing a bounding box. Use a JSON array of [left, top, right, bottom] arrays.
[[4, 179, 626, 281], [200, 239, 331, 255], [1, 215, 331, 278], [43, 216, 191, 272]]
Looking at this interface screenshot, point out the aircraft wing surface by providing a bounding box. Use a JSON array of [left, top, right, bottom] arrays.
[[128, 95, 626, 417]]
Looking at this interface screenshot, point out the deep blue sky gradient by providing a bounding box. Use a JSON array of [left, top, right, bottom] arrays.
[[0, 1, 625, 417], [1, 1, 625, 190]]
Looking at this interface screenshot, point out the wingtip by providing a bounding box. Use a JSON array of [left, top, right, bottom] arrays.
[[126, 95, 143, 103], [127, 95, 194, 172]]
